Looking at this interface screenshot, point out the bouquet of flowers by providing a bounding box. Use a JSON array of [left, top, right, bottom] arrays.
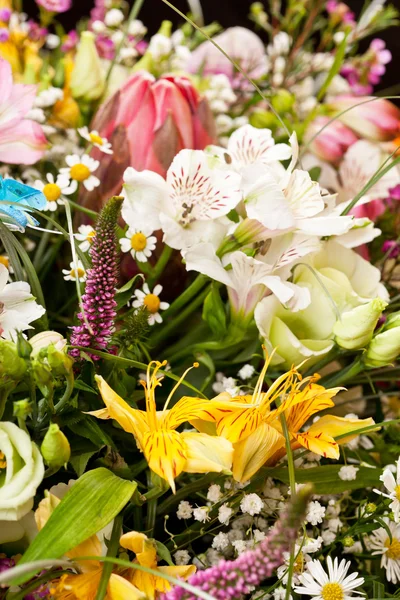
[[0, 0, 400, 598]]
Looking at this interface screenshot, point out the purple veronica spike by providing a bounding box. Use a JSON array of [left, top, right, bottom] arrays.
[[69, 197, 123, 360]]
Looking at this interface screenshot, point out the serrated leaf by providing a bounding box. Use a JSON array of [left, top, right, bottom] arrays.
[[14, 469, 136, 585], [68, 416, 116, 449]]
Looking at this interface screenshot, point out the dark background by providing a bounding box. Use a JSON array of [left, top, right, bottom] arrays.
[[27, 0, 400, 93]]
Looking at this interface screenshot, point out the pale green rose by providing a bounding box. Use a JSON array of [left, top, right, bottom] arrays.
[[365, 312, 400, 368], [333, 298, 388, 350], [71, 32, 105, 101], [0, 422, 44, 520], [255, 241, 387, 368]]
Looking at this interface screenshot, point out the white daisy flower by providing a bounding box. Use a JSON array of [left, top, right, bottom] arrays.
[[34, 173, 74, 211], [119, 228, 157, 263], [0, 255, 13, 276], [62, 260, 87, 282], [75, 225, 96, 253], [78, 127, 113, 155], [370, 518, 400, 584], [295, 555, 365, 599], [132, 284, 169, 325], [374, 457, 400, 521], [60, 154, 100, 192]]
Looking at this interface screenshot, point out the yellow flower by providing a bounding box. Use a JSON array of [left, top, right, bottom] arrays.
[[119, 531, 196, 600], [90, 362, 233, 492], [194, 354, 375, 482]]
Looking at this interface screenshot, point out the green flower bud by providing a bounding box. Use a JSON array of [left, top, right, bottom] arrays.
[[71, 32, 105, 101], [0, 340, 27, 382], [342, 536, 355, 547], [249, 110, 277, 129], [366, 502, 377, 513], [333, 298, 388, 350], [13, 399, 32, 419], [41, 424, 71, 469], [47, 344, 74, 377], [383, 312, 400, 330], [271, 90, 295, 114], [251, 2, 265, 15], [16, 332, 32, 360], [30, 331, 65, 358], [365, 324, 400, 368]]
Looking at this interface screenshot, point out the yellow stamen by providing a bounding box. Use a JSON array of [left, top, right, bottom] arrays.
[[70, 163, 91, 182], [86, 230, 96, 244], [0, 451, 6, 469], [321, 582, 344, 600], [43, 183, 61, 202], [131, 232, 147, 251], [395, 484, 400, 502], [89, 132, 104, 146], [144, 293, 160, 314], [163, 363, 199, 413], [0, 256, 9, 269], [385, 536, 400, 560], [140, 361, 168, 430], [70, 268, 85, 279]]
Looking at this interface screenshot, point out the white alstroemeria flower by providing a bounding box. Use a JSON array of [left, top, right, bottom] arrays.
[[132, 284, 169, 325], [122, 149, 242, 251], [75, 225, 96, 253], [207, 124, 292, 174], [62, 260, 87, 282], [0, 265, 46, 339], [119, 227, 157, 263], [370, 518, 400, 584], [34, 173, 74, 211], [374, 457, 400, 522], [294, 556, 365, 599], [78, 127, 113, 154], [184, 238, 313, 323], [60, 154, 100, 192]]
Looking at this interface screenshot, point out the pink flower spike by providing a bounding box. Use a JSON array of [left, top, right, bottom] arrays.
[[35, 0, 72, 13]]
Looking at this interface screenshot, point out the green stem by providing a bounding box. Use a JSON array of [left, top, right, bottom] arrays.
[[0, 386, 12, 419], [67, 200, 98, 220], [146, 498, 158, 536], [279, 412, 296, 600], [157, 275, 207, 321], [156, 474, 217, 515], [147, 245, 173, 288], [320, 360, 363, 388], [95, 514, 123, 600], [33, 222, 52, 271], [54, 371, 75, 414]]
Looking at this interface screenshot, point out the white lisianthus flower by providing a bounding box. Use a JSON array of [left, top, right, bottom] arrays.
[[0, 422, 44, 521]]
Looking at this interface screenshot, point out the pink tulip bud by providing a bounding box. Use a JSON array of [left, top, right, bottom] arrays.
[[305, 116, 358, 163], [330, 95, 400, 141], [79, 71, 217, 212], [35, 0, 72, 13]]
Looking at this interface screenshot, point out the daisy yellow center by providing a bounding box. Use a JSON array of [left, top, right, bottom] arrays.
[[385, 536, 400, 560], [0, 451, 6, 469], [70, 163, 91, 182], [293, 551, 304, 574], [71, 268, 85, 279], [131, 232, 147, 251], [395, 484, 400, 501], [321, 583, 344, 600], [86, 230, 96, 244], [143, 294, 160, 314], [0, 256, 9, 269], [89, 132, 104, 146], [43, 183, 61, 202]]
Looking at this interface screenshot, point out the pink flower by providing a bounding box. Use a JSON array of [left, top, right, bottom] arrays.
[[0, 59, 47, 165], [306, 116, 358, 164], [79, 71, 217, 211], [35, 0, 71, 13], [187, 26, 269, 83], [330, 95, 400, 141]]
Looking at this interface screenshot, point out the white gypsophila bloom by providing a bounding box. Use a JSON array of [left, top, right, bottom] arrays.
[[148, 33, 172, 59], [374, 457, 400, 522], [120, 47, 138, 61], [46, 34, 60, 49], [370, 518, 400, 583], [193, 507, 210, 523], [171, 45, 192, 70], [62, 260, 86, 283], [119, 228, 157, 263], [206, 548, 222, 566], [321, 529, 336, 545], [240, 493, 264, 516], [207, 484, 222, 503], [176, 501, 193, 520], [104, 8, 124, 26], [228, 529, 244, 543], [78, 127, 113, 154], [339, 466, 359, 481], [237, 364, 255, 380], [215, 114, 233, 135], [174, 550, 191, 566], [34, 86, 64, 108], [218, 504, 233, 525], [273, 587, 291, 600], [128, 19, 147, 36], [131, 284, 170, 326], [255, 517, 269, 531], [253, 529, 266, 543], [60, 154, 100, 192], [306, 501, 326, 526], [91, 20, 106, 33], [232, 540, 248, 555], [326, 518, 343, 533], [26, 108, 46, 123], [326, 500, 341, 518], [302, 536, 323, 554], [295, 556, 364, 599], [343, 541, 363, 555], [267, 31, 291, 56], [75, 225, 96, 253], [212, 532, 230, 551], [111, 30, 124, 44]]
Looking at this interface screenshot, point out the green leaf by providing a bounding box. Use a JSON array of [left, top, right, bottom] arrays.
[[14, 468, 136, 584], [202, 284, 227, 338], [317, 31, 348, 101], [308, 166, 322, 182], [69, 451, 97, 476], [115, 274, 144, 309], [68, 416, 116, 449], [74, 379, 98, 394], [155, 540, 174, 566], [373, 581, 385, 599]]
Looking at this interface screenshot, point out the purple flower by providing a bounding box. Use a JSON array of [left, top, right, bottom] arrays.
[[69, 196, 123, 361], [95, 34, 115, 60], [382, 240, 400, 259], [389, 184, 400, 201], [61, 30, 79, 53], [35, 0, 72, 13], [0, 27, 9, 42], [0, 8, 11, 21]]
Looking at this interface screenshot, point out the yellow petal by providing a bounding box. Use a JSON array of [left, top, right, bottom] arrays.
[[164, 397, 219, 430], [307, 415, 377, 445], [108, 573, 146, 600], [53, 569, 102, 600], [154, 565, 197, 593], [142, 430, 187, 493], [85, 408, 111, 420], [181, 431, 233, 474], [215, 406, 263, 444], [293, 430, 339, 459], [189, 419, 217, 435], [120, 532, 157, 568], [130, 571, 158, 600], [66, 534, 103, 573], [35, 493, 61, 530], [94, 375, 149, 444], [232, 423, 284, 482]]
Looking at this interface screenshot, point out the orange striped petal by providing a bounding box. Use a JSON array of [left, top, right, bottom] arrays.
[[215, 406, 263, 444], [108, 573, 146, 600], [181, 431, 233, 474], [232, 423, 284, 482], [293, 430, 339, 459], [142, 430, 187, 493], [307, 415, 376, 445], [164, 397, 219, 430], [119, 531, 157, 568]]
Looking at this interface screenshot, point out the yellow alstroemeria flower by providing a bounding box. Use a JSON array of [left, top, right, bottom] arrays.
[[193, 354, 375, 482], [119, 531, 196, 600], [90, 361, 233, 492]]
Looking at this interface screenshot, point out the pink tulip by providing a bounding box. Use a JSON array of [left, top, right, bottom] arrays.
[[0, 59, 47, 165], [35, 0, 72, 13], [79, 70, 216, 211], [187, 26, 269, 82], [330, 95, 400, 141], [306, 116, 358, 163]]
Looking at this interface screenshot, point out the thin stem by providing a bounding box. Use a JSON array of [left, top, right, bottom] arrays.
[[67, 200, 99, 219], [279, 412, 296, 600], [54, 371, 75, 414], [33, 222, 52, 271], [147, 245, 173, 288], [157, 274, 208, 321], [95, 514, 123, 600], [157, 473, 217, 515], [146, 498, 158, 536]]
